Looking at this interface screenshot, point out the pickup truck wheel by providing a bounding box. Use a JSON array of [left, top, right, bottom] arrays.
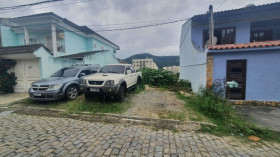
[[66, 86, 78, 100], [85, 92, 92, 100], [115, 85, 125, 101], [137, 78, 142, 85]]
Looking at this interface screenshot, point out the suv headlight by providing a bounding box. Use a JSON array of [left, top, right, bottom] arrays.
[[105, 80, 114, 85], [81, 79, 86, 85], [47, 84, 62, 91]]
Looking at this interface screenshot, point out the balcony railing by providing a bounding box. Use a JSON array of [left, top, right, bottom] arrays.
[[38, 41, 65, 52]]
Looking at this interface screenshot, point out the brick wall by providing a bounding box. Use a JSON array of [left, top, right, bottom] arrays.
[[206, 54, 213, 86], [231, 100, 280, 107]]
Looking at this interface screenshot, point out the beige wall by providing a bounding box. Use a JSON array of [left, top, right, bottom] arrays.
[[132, 58, 158, 70], [163, 66, 180, 74]]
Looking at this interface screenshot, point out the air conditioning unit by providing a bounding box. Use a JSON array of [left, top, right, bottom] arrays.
[[58, 33, 64, 39]]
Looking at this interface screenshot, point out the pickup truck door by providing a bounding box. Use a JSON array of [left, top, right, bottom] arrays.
[[125, 66, 133, 88], [130, 66, 138, 85]]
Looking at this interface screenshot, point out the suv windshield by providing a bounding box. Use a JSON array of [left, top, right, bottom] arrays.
[[51, 67, 81, 77], [99, 65, 125, 74]]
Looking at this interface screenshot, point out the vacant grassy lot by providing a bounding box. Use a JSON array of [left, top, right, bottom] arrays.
[[177, 88, 280, 143], [21, 95, 131, 114], [18, 85, 210, 123]]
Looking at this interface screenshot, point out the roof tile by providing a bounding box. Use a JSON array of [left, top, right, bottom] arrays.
[[0, 44, 52, 55], [207, 40, 280, 50]]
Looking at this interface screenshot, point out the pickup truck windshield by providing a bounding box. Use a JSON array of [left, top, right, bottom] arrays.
[[99, 65, 125, 74], [51, 67, 80, 77]]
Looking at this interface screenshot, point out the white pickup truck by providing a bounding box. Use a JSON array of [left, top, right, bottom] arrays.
[[81, 64, 142, 101]]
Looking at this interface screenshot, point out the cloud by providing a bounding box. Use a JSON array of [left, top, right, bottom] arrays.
[[1, 0, 277, 59]]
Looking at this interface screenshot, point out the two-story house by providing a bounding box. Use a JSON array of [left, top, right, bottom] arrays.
[[180, 3, 280, 102], [0, 12, 120, 92]]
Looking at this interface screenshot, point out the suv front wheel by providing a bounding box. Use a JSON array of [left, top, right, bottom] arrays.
[[66, 86, 78, 100]]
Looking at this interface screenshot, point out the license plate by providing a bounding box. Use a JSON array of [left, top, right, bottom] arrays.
[[33, 93, 41, 96], [90, 88, 100, 92]]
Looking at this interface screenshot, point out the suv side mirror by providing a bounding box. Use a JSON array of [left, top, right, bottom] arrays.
[[126, 70, 132, 74], [79, 73, 86, 77]]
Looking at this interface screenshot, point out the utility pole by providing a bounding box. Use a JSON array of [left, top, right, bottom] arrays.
[[209, 5, 214, 45]]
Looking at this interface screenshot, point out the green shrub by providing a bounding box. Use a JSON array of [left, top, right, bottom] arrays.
[[141, 68, 191, 92], [182, 86, 280, 142], [190, 87, 235, 119], [0, 59, 17, 93], [141, 68, 177, 86]]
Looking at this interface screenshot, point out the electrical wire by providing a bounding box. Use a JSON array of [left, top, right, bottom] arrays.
[[91, 17, 189, 27], [94, 18, 189, 32], [215, 0, 226, 11], [179, 23, 191, 48], [1, 17, 188, 34], [0, 0, 63, 10], [0, 0, 94, 14]]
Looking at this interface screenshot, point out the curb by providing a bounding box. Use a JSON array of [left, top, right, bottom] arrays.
[[0, 98, 29, 107], [0, 106, 216, 131]]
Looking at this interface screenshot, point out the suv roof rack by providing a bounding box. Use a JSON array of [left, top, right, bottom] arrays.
[[71, 64, 100, 66]]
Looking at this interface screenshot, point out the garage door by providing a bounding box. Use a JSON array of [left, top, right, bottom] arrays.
[[13, 60, 41, 92]]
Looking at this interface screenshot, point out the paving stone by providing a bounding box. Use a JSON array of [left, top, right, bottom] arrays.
[[104, 148, 112, 156], [0, 114, 279, 157]]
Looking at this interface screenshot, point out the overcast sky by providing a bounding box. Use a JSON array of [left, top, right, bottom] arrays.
[[0, 0, 278, 59]]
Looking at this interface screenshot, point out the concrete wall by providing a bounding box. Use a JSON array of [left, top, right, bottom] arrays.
[[63, 31, 87, 55], [212, 50, 280, 101], [33, 47, 80, 78], [181, 20, 252, 92], [191, 22, 250, 47], [179, 20, 207, 92], [1, 26, 19, 46], [84, 50, 119, 66], [33, 47, 118, 78]]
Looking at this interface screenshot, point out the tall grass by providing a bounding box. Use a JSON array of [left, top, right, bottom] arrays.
[[22, 84, 145, 114], [178, 87, 280, 142]]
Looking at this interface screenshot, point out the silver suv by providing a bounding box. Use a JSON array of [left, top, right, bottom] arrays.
[[29, 65, 100, 101]]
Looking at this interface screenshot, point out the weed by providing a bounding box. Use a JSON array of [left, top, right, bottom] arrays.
[[177, 87, 280, 143], [151, 127, 159, 131], [130, 84, 145, 94], [20, 84, 145, 114], [141, 68, 191, 92], [158, 110, 186, 121], [22, 95, 130, 114], [172, 129, 179, 133]]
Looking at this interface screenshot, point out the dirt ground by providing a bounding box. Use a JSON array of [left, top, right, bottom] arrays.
[[123, 86, 192, 120], [3, 86, 204, 122]]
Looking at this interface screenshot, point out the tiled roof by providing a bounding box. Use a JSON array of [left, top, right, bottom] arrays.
[[208, 40, 280, 50], [0, 44, 52, 55], [192, 2, 280, 26], [11, 12, 119, 50]]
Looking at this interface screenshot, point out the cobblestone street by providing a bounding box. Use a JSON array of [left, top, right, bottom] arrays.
[[0, 113, 279, 157]]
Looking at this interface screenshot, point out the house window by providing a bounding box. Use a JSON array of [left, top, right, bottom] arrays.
[[93, 42, 97, 49], [250, 30, 273, 42], [250, 19, 280, 42], [29, 38, 38, 44], [203, 27, 236, 46], [24, 38, 38, 45]]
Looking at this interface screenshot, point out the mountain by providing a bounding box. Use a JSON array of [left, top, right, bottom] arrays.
[[123, 53, 179, 69]]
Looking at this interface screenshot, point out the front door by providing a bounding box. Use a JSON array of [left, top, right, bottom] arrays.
[[226, 60, 247, 100]]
